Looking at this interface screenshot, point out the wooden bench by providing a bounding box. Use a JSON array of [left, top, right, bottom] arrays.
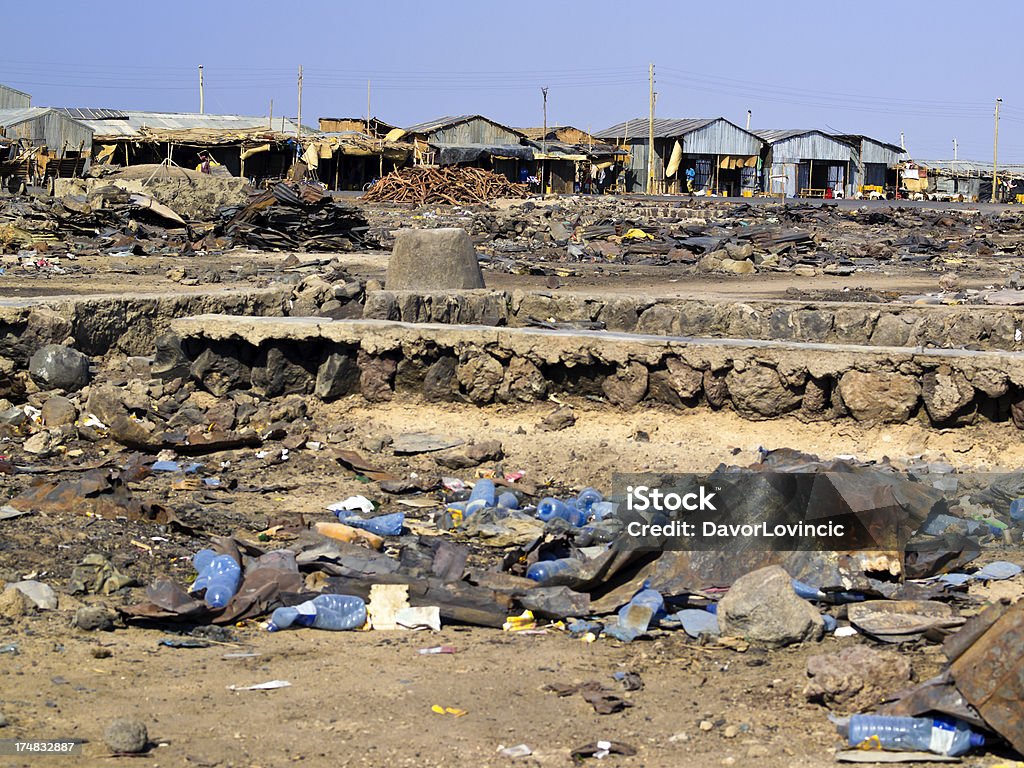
[[799, 188, 827, 198]]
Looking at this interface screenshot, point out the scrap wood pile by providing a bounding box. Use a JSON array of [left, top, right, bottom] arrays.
[[214, 181, 376, 252], [360, 166, 530, 206]]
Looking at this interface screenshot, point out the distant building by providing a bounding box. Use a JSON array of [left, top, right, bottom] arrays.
[[835, 134, 906, 191], [56, 109, 311, 182], [0, 84, 31, 110], [403, 115, 529, 181], [319, 117, 397, 138], [594, 118, 764, 195], [0, 106, 93, 185], [754, 129, 859, 197]]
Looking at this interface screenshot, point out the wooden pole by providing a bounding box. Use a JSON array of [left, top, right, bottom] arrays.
[[992, 97, 1002, 203], [297, 65, 303, 142], [269, 99, 273, 130], [647, 63, 655, 195], [198, 65, 204, 114], [366, 80, 371, 136]]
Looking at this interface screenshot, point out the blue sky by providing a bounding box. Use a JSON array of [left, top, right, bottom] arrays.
[[3, 0, 1022, 161]]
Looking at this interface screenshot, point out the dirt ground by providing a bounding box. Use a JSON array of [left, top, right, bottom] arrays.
[[1, 198, 1023, 766], [1, 398, 1021, 767]]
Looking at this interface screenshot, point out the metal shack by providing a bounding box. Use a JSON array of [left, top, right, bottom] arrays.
[[59, 109, 308, 183], [594, 117, 764, 195], [318, 117, 397, 138], [835, 134, 905, 193], [0, 84, 31, 110], [519, 126, 628, 193], [0, 107, 94, 186], [403, 115, 530, 181], [755, 129, 858, 198]]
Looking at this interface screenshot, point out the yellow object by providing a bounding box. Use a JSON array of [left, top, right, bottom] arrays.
[[431, 705, 467, 717], [622, 228, 654, 241], [741, 190, 753, 198], [1016, 194, 1024, 204], [503, 610, 536, 632]]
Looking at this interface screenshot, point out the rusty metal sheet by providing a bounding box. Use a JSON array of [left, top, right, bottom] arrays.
[[849, 600, 964, 642], [949, 600, 1024, 755]]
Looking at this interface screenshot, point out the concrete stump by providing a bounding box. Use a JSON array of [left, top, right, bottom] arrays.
[[386, 228, 484, 290]]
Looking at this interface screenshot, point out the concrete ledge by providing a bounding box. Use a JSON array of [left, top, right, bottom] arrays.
[[363, 289, 1024, 352], [170, 315, 1024, 428]]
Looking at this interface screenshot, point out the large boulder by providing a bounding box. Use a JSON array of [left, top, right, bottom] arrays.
[[602, 362, 648, 408], [717, 565, 824, 647], [28, 345, 90, 391], [805, 646, 913, 712], [386, 228, 484, 290], [921, 367, 976, 425], [837, 371, 920, 424]]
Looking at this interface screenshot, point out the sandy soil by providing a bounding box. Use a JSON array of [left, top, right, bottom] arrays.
[[1, 398, 1020, 767]]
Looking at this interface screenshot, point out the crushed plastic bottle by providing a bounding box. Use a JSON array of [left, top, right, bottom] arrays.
[[847, 715, 984, 757], [536, 498, 586, 526], [466, 479, 496, 516], [525, 557, 580, 585], [606, 586, 664, 642], [267, 594, 367, 631], [590, 501, 619, 521], [191, 549, 242, 608], [335, 511, 404, 536]]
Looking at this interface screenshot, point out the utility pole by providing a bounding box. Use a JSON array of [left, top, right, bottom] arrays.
[[198, 65, 204, 114], [746, 109, 751, 131], [900, 131, 905, 151], [992, 97, 1002, 203], [297, 65, 303, 142], [366, 80, 371, 136], [541, 87, 549, 153], [953, 137, 958, 161], [647, 63, 655, 195], [269, 99, 273, 130]]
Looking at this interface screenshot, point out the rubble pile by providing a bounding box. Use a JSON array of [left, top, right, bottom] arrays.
[[362, 197, 1024, 276], [213, 181, 376, 252], [361, 166, 530, 205]]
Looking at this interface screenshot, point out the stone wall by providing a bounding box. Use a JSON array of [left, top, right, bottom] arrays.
[[363, 290, 1024, 352], [170, 315, 1024, 429]]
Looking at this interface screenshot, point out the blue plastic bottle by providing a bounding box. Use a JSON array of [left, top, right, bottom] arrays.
[[590, 501, 619, 521], [576, 487, 603, 514], [1011, 498, 1024, 523], [466, 479, 496, 516], [526, 557, 580, 585], [618, 588, 664, 634], [497, 491, 519, 510], [336, 511, 404, 536], [536, 498, 586, 526], [267, 594, 367, 632], [191, 549, 242, 609], [848, 715, 984, 757]]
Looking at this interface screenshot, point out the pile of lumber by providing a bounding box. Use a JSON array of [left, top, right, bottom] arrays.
[[361, 166, 530, 206]]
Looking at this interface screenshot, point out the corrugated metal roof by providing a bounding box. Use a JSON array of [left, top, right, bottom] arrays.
[[58, 107, 127, 120], [594, 118, 718, 140], [0, 84, 31, 99], [0, 107, 52, 127], [835, 133, 904, 154], [404, 114, 523, 137], [67, 110, 312, 138], [914, 159, 1024, 175], [753, 129, 829, 144]]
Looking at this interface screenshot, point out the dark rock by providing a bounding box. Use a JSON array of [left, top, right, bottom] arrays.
[[602, 362, 648, 408], [358, 352, 397, 402], [315, 351, 360, 400], [435, 439, 502, 469], [104, 718, 148, 754], [457, 354, 504, 404], [74, 605, 116, 632], [251, 346, 314, 398], [190, 345, 251, 397], [497, 358, 547, 402], [28, 345, 90, 391], [703, 369, 729, 409], [538, 405, 576, 432], [422, 357, 458, 402], [597, 298, 639, 332], [151, 332, 190, 379], [636, 305, 677, 336]]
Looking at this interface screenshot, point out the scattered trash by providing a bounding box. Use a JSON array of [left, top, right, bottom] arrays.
[[570, 740, 637, 760], [497, 743, 532, 758], [431, 705, 468, 717], [227, 680, 292, 691], [268, 594, 367, 632], [418, 645, 457, 655]]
